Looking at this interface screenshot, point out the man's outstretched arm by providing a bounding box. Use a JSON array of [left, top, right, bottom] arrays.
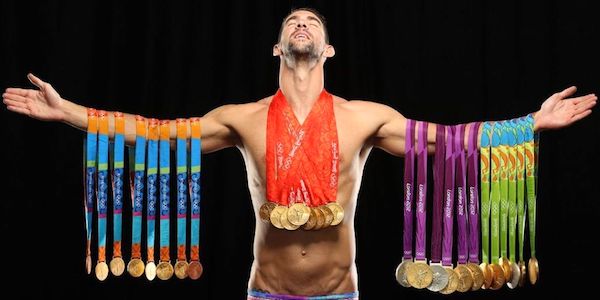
[[3, 73, 238, 153], [368, 86, 596, 156]]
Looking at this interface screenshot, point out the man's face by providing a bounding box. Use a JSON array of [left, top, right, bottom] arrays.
[[278, 10, 327, 60]]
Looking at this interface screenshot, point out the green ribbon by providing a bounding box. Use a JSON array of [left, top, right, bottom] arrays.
[[480, 122, 493, 264], [515, 120, 526, 262], [499, 122, 509, 259], [490, 122, 502, 262], [507, 121, 518, 263], [524, 116, 537, 258]]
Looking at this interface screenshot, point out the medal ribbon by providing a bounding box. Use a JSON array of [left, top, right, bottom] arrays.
[[479, 122, 493, 264], [130, 116, 146, 260], [176, 119, 188, 263], [467, 122, 481, 263], [507, 121, 518, 263], [402, 119, 415, 260], [266, 89, 339, 206], [499, 122, 509, 260], [442, 126, 455, 267], [524, 116, 536, 258], [415, 121, 428, 261], [84, 108, 98, 272], [455, 124, 468, 264], [112, 112, 125, 260], [97, 111, 109, 264], [430, 125, 446, 263], [190, 118, 202, 262], [515, 120, 526, 261], [159, 120, 171, 262], [147, 119, 159, 263], [490, 122, 502, 262]]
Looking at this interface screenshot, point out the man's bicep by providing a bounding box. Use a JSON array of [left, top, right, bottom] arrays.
[[200, 104, 239, 153], [371, 104, 408, 157]]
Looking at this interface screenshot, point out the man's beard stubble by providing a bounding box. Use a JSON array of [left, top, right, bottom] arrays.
[[282, 40, 321, 69]]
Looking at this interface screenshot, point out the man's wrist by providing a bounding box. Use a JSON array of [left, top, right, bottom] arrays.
[[61, 98, 89, 131]]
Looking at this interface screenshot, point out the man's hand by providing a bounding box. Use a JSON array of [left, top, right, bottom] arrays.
[[3, 73, 66, 122], [534, 86, 596, 131]]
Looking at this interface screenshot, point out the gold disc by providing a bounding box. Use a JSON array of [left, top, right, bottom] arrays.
[[518, 260, 527, 287], [287, 203, 310, 226], [506, 261, 521, 289], [156, 261, 174, 280], [490, 263, 506, 290], [319, 205, 335, 228], [480, 262, 494, 289], [86, 255, 92, 274], [109, 257, 125, 276], [95, 261, 109, 281], [528, 257, 539, 285], [439, 267, 459, 294], [127, 258, 145, 278], [269, 206, 288, 229], [466, 263, 484, 291], [280, 207, 300, 230], [454, 264, 474, 292], [259, 202, 276, 222], [145, 261, 157, 281], [406, 261, 433, 289], [302, 208, 318, 230], [313, 207, 325, 230], [500, 257, 513, 282], [326, 202, 345, 226], [188, 261, 203, 280], [174, 260, 189, 279]]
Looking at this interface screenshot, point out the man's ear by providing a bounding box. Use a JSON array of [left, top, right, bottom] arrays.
[[323, 45, 335, 58], [273, 44, 282, 56]]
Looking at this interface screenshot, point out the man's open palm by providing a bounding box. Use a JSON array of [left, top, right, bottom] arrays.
[[535, 86, 597, 131], [3, 73, 65, 122]]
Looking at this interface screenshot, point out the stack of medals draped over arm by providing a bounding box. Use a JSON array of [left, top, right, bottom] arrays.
[[82, 114, 205, 281], [395, 116, 540, 292]]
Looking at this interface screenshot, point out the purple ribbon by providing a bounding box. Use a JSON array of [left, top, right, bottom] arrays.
[[415, 121, 428, 260], [442, 126, 456, 266], [403, 119, 416, 259], [467, 122, 481, 263], [455, 124, 468, 264], [431, 124, 446, 263]]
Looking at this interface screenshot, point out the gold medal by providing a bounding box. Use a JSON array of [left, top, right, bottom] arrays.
[[438, 267, 459, 294], [319, 205, 334, 228], [174, 260, 189, 279], [156, 261, 174, 280], [518, 260, 527, 287], [466, 263, 484, 291], [188, 261, 203, 280], [109, 257, 125, 276], [313, 207, 325, 230], [454, 264, 474, 292], [95, 261, 109, 281], [499, 257, 513, 282], [280, 208, 300, 230], [259, 202, 276, 222], [395, 259, 414, 288], [326, 202, 345, 226], [406, 261, 433, 289], [287, 203, 310, 226], [489, 263, 506, 290], [269, 205, 287, 229], [480, 262, 494, 289], [127, 258, 145, 278], [145, 261, 157, 281], [528, 257, 539, 285], [302, 208, 318, 230]]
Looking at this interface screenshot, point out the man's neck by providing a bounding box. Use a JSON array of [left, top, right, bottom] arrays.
[[278, 59, 325, 124]]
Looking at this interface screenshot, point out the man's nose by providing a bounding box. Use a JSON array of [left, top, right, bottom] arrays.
[[296, 22, 307, 29]]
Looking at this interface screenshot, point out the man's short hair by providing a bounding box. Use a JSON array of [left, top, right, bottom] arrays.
[[278, 7, 329, 44]]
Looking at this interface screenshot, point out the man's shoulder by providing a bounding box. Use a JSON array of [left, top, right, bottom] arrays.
[[332, 96, 392, 113]]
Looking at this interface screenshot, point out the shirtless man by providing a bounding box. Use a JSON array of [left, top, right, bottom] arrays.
[[3, 7, 596, 300]]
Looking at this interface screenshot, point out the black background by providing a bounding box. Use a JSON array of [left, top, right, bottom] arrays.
[[1, 0, 598, 299]]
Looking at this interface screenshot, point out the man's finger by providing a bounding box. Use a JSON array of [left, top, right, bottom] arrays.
[[571, 94, 597, 105], [570, 110, 592, 123], [5, 88, 31, 96], [6, 105, 31, 116], [3, 93, 28, 103], [27, 73, 45, 89], [3, 98, 28, 109], [558, 86, 577, 99]]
